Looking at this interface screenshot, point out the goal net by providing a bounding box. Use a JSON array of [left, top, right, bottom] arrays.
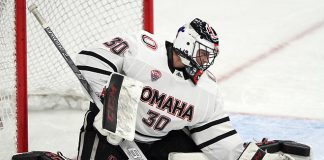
[[0, 0, 153, 158]]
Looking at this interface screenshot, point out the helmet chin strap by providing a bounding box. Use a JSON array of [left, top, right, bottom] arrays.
[[184, 65, 203, 85], [184, 62, 204, 85]]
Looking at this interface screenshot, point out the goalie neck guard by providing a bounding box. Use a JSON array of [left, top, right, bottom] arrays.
[[173, 18, 219, 84]]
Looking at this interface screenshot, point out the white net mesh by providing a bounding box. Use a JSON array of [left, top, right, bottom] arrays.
[[26, 0, 144, 110], [0, 0, 148, 158]]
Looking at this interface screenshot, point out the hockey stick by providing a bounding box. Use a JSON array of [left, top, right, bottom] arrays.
[[28, 4, 147, 160]]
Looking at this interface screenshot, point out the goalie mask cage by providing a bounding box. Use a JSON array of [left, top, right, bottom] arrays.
[[0, 0, 153, 158]]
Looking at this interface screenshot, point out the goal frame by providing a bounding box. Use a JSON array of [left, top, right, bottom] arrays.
[[14, 0, 154, 153]]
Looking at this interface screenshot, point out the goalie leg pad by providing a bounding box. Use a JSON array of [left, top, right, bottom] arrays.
[[12, 151, 68, 160], [77, 126, 128, 160]]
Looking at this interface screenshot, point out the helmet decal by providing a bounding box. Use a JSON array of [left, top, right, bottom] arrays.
[[190, 18, 219, 45], [176, 26, 186, 37], [206, 24, 218, 45]]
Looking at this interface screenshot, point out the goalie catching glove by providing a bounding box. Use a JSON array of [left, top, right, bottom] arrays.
[[93, 73, 144, 145], [239, 142, 295, 160]]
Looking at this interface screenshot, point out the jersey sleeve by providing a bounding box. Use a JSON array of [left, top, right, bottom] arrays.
[[75, 34, 136, 95], [188, 96, 244, 160]]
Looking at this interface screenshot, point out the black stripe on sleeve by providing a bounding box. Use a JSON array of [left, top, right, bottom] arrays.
[[79, 50, 118, 72], [189, 116, 230, 134], [197, 130, 237, 149], [77, 65, 112, 76]]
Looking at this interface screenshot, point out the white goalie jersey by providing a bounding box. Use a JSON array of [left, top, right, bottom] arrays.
[[76, 31, 244, 160]]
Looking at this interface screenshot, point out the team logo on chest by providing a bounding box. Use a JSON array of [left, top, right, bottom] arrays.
[[141, 86, 195, 122], [151, 70, 162, 81]]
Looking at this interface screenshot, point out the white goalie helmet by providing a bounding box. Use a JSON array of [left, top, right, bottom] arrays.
[[173, 18, 219, 71]]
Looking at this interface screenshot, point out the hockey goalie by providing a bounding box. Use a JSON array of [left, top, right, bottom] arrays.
[[13, 18, 311, 160], [73, 18, 312, 160]]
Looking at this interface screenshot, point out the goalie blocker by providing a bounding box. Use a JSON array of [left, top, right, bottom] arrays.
[[93, 73, 144, 142]]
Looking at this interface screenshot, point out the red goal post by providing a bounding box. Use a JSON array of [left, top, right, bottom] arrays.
[[0, 0, 153, 158]]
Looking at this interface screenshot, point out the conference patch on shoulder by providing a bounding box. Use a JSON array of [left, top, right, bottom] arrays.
[[141, 34, 157, 51]]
